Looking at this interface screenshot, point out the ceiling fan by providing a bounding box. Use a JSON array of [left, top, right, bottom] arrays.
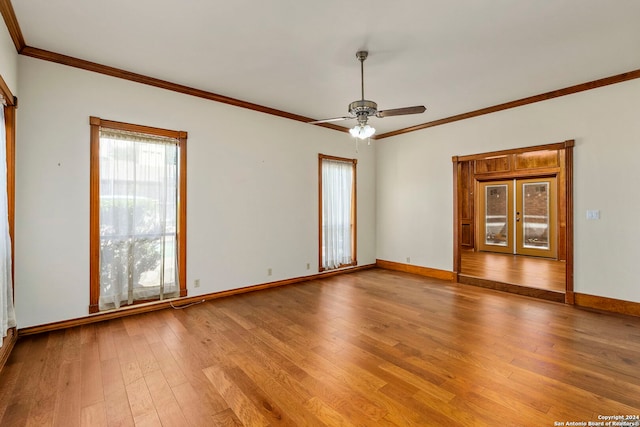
[[310, 50, 426, 139]]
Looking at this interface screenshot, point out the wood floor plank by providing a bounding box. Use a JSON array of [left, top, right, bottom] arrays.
[[0, 361, 22, 422], [100, 356, 134, 427], [1, 335, 49, 426], [227, 350, 326, 426], [81, 338, 104, 408], [80, 402, 108, 427], [171, 379, 225, 426], [124, 376, 159, 425], [203, 365, 271, 427], [143, 370, 189, 427], [52, 360, 82, 427], [210, 408, 244, 427], [303, 396, 360, 427], [2, 268, 640, 425], [147, 340, 187, 388], [96, 322, 118, 362]]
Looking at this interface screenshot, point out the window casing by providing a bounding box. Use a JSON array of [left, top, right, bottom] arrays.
[[318, 154, 357, 271], [89, 117, 187, 313], [0, 91, 16, 348]]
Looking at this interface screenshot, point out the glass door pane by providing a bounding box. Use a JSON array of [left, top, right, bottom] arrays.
[[522, 182, 549, 249], [485, 184, 509, 246], [477, 181, 513, 254]]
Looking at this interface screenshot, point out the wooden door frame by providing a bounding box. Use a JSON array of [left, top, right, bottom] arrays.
[[453, 140, 574, 304]]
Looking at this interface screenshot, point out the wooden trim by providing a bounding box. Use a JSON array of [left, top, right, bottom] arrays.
[[0, 74, 16, 106], [473, 167, 560, 181], [352, 157, 358, 266], [317, 154, 322, 271], [0, 75, 16, 373], [177, 132, 187, 297], [4, 105, 14, 285], [89, 119, 100, 313], [0, 327, 17, 373], [91, 116, 186, 140], [376, 70, 640, 140], [19, 264, 376, 336], [318, 154, 358, 272], [376, 259, 455, 281], [575, 293, 640, 318], [21, 46, 349, 134], [455, 141, 573, 163], [564, 143, 575, 303], [452, 157, 461, 275], [0, 0, 25, 52], [89, 116, 188, 313], [458, 274, 565, 303], [318, 153, 358, 162]]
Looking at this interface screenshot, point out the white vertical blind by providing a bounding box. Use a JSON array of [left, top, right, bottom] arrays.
[[321, 158, 354, 270], [0, 104, 16, 345], [98, 128, 179, 310]]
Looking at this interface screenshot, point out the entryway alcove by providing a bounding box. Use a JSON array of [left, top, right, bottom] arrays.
[[452, 140, 574, 303]]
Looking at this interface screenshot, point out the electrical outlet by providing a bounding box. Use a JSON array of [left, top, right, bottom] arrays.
[[194, 279, 200, 288], [306, 263, 310, 270], [268, 268, 272, 276], [406, 257, 411, 264]]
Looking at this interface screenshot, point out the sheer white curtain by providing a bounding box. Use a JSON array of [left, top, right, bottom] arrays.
[[99, 129, 179, 310], [0, 103, 16, 345], [321, 159, 354, 270]]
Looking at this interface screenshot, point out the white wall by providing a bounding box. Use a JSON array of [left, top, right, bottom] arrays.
[[0, 20, 17, 95], [15, 50, 640, 328], [15, 56, 376, 328], [377, 78, 640, 303]]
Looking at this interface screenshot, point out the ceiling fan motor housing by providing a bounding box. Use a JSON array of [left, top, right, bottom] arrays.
[[349, 99, 378, 124]]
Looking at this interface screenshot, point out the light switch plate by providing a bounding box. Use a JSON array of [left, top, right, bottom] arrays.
[[586, 210, 600, 220]]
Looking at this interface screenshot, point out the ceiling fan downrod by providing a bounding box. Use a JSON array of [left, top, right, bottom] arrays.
[[357, 50, 367, 101], [350, 50, 378, 125]]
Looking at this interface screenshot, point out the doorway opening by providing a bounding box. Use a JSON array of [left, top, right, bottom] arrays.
[[453, 141, 574, 303]]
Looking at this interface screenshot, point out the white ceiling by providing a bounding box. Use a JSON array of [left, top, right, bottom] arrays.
[[12, 0, 640, 135]]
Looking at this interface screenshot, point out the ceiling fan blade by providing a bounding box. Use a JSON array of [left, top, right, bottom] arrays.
[[377, 105, 426, 118], [308, 116, 353, 124]]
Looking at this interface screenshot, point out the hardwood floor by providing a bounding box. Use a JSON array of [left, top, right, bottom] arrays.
[[461, 250, 566, 295], [1, 268, 639, 426]]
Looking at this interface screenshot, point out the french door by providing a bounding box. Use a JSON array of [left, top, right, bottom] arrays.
[[478, 177, 557, 258]]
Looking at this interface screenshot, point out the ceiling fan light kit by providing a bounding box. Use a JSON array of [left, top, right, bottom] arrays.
[[349, 124, 376, 139], [310, 50, 426, 141]]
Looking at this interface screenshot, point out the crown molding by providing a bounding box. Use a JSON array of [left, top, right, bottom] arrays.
[[20, 46, 350, 134], [0, 0, 25, 52]]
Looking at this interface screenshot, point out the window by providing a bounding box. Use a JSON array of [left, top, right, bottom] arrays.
[[318, 154, 357, 271], [0, 96, 16, 344], [89, 117, 187, 313]]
